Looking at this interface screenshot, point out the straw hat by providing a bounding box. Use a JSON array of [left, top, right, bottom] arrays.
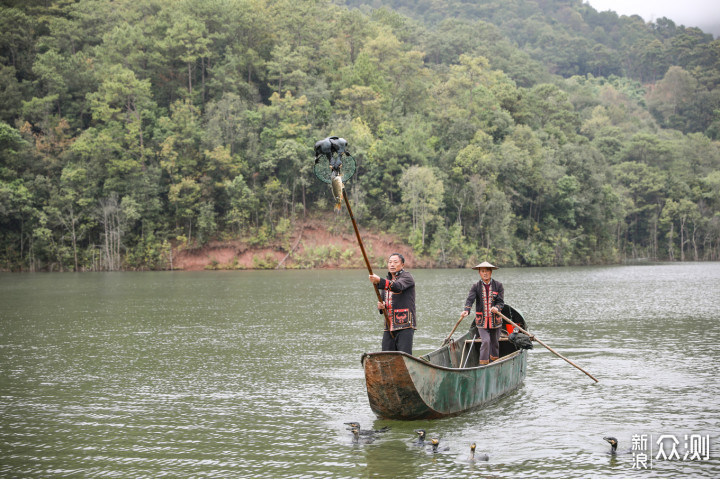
[[471, 261, 498, 270]]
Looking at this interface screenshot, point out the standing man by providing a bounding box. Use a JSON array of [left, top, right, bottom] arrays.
[[460, 261, 504, 365], [369, 253, 416, 354]]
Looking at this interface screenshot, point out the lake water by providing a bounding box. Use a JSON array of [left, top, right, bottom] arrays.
[[1, 264, 719, 478]]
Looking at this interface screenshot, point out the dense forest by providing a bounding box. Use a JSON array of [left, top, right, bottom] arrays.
[[1, 0, 719, 271]]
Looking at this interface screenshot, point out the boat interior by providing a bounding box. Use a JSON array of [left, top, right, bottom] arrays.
[[420, 306, 528, 369]]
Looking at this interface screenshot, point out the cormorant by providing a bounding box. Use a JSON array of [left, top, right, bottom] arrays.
[[350, 427, 375, 445], [413, 429, 427, 446], [427, 438, 450, 454], [467, 442, 489, 462], [603, 436, 632, 455], [344, 422, 390, 436], [314, 137, 351, 175]]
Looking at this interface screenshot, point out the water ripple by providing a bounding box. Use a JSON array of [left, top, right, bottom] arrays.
[[1, 266, 719, 477]]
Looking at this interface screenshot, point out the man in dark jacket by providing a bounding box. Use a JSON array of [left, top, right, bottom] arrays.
[[369, 253, 416, 354], [460, 261, 504, 365]]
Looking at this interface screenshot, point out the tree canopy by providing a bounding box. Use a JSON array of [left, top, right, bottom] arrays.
[[1, 0, 719, 270]]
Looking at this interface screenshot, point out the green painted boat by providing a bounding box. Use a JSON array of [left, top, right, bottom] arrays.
[[361, 305, 528, 420]]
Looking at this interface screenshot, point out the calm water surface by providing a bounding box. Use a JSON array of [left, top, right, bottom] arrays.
[[1, 264, 719, 478]]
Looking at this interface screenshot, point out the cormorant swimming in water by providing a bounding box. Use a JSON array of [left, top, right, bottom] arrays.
[[350, 427, 375, 444], [413, 429, 427, 446], [467, 442, 489, 462], [428, 438, 450, 454], [344, 422, 390, 436], [603, 436, 631, 455]]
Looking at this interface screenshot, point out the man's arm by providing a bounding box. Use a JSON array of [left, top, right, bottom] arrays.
[[463, 283, 478, 314], [378, 274, 414, 294]]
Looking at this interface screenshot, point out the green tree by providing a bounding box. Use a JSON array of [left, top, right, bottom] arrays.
[[87, 64, 156, 166], [162, 8, 212, 101], [168, 177, 201, 242], [0, 7, 35, 79], [400, 165, 444, 252], [647, 66, 699, 130], [614, 161, 667, 259]]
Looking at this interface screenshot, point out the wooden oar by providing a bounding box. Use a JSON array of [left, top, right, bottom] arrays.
[[442, 314, 466, 346], [342, 188, 393, 338], [496, 310, 599, 383]]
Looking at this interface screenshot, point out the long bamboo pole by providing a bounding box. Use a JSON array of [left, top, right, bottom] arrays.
[[342, 188, 393, 337], [497, 311, 599, 383]]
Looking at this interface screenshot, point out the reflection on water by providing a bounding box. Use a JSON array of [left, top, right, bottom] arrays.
[[1, 264, 719, 477]]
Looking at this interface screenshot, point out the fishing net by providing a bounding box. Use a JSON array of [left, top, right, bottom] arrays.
[[313, 155, 357, 184]]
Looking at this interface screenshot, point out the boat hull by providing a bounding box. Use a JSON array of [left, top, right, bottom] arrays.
[[361, 304, 529, 420], [362, 348, 526, 419]]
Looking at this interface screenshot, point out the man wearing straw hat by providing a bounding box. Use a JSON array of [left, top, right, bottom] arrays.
[[459, 261, 505, 365]]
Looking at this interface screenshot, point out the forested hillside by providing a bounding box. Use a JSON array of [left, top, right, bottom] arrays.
[[1, 0, 719, 271]]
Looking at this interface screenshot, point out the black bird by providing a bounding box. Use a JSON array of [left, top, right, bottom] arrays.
[[350, 427, 375, 445], [509, 331, 534, 350], [413, 429, 427, 446], [427, 437, 450, 454], [314, 137, 351, 174], [344, 422, 390, 436], [603, 436, 632, 455], [467, 442, 489, 462]]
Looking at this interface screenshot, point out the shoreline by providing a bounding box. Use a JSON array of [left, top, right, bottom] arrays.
[[4, 221, 712, 273], [172, 221, 423, 271]]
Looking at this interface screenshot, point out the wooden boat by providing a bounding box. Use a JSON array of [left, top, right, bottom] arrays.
[[361, 305, 528, 420]]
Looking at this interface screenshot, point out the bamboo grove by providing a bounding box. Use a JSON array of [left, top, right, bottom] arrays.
[[1, 0, 720, 271]]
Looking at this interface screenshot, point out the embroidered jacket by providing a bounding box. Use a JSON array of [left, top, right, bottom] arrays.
[[376, 269, 416, 331], [463, 278, 504, 329]]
